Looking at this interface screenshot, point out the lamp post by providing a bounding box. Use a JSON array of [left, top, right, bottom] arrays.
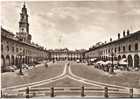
[[110, 51, 114, 74], [23, 56, 25, 64], [18, 51, 24, 75]]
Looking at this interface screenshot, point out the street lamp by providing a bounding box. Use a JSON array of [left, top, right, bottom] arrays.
[[18, 51, 24, 75], [23, 56, 25, 64], [110, 51, 114, 74]]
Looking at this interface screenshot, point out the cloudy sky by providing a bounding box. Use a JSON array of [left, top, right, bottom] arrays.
[[1, 0, 140, 50]]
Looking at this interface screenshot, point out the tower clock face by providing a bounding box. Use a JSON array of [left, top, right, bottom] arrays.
[[20, 28, 26, 32], [24, 16, 26, 20]]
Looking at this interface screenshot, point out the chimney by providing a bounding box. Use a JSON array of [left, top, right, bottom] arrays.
[[127, 29, 130, 36], [118, 33, 120, 39], [123, 30, 125, 37], [110, 38, 112, 42]]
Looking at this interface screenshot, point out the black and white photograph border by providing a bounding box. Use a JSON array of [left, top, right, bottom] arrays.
[[1, 0, 140, 99]]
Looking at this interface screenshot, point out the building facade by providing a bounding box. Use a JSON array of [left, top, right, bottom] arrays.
[[49, 48, 85, 61], [85, 30, 140, 68], [1, 4, 49, 72]]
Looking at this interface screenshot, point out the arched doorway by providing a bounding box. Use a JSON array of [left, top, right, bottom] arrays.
[[122, 55, 126, 58], [134, 54, 139, 68], [1, 55, 5, 67], [114, 56, 117, 61], [1, 55, 5, 72], [128, 55, 133, 67], [11, 55, 14, 65], [118, 55, 121, 61], [6, 55, 10, 66], [31, 57, 33, 64], [15, 57, 18, 67], [25, 56, 28, 64], [22, 57, 25, 64], [28, 56, 30, 64]]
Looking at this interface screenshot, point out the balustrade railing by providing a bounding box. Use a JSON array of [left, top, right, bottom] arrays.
[[1, 86, 140, 98]]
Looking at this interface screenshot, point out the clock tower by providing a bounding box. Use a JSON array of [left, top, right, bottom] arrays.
[[16, 3, 31, 43]]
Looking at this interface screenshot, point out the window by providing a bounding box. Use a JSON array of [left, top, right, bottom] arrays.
[[16, 48, 19, 53], [111, 48, 113, 52], [115, 48, 117, 53], [23, 49, 25, 54], [1, 45, 3, 52], [129, 45, 131, 51], [12, 47, 14, 52], [7, 46, 9, 52], [21, 15, 24, 19], [22, 28, 24, 32], [118, 47, 120, 52], [135, 43, 138, 51], [108, 49, 110, 53], [123, 46, 125, 52]]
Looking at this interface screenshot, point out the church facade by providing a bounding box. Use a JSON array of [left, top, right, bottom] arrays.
[[1, 4, 49, 72]]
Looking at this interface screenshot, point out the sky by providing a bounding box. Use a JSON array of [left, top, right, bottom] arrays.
[[1, 0, 140, 50]]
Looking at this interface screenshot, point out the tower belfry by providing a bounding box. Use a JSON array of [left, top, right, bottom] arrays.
[[16, 3, 32, 43]]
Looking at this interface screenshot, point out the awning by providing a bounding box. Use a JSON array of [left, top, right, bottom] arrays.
[[90, 58, 97, 62], [113, 61, 118, 65], [105, 61, 112, 65], [96, 61, 105, 65], [119, 58, 128, 65]]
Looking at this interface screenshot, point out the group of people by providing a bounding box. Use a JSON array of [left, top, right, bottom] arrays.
[[94, 63, 113, 73]]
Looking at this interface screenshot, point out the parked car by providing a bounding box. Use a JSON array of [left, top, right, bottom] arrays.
[[76, 59, 80, 63], [11, 65, 17, 70], [22, 64, 29, 69], [134, 67, 139, 71], [45, 62, 48, 68], [34, 61, 40, 65], [4, 66, 15, 72]]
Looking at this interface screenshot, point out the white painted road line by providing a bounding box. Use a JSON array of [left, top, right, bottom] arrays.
[[68, 63, 128, 89], [3, 62, 140, 95], [66, 75, 103, 88], [2, 63, 68, 91]]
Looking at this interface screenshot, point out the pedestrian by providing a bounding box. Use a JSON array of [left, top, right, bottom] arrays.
[[33, 63, 35, 68], [45, 62, 48, 68]]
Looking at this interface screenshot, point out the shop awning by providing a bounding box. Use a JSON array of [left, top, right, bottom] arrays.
[[119, 58, 128, 65], [96, 61, 105, 65], [90, 58, 97, 62]]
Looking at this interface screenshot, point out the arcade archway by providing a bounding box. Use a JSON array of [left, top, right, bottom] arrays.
[[5, 55, 10, 66], [11, 55, 14, 65], [122, 55, 126, 58], [1, 55, 5, 71], [134, 54, 140, 68], [128, 55, 133, 67], [118, 55, 121, 61]]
